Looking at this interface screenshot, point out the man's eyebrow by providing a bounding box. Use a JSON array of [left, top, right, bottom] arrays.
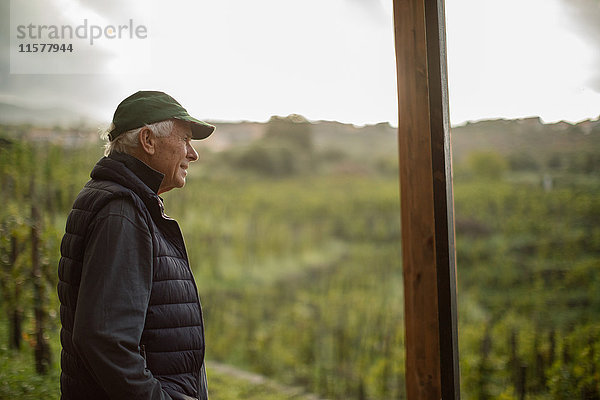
[[179, 129, 192, 139]]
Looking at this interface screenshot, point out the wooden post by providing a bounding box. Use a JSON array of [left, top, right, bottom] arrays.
[[393, 0, 460, 398]]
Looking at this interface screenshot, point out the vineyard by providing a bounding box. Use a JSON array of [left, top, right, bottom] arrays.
[[0, 117, 599, 399]]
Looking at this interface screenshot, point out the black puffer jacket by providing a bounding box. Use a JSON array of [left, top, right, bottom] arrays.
[[58, 153, 208, 400]]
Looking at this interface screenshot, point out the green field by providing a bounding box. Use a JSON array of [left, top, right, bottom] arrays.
[[1, 118, 599, 399]]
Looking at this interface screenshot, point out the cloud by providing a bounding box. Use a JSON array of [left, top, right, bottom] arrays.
[[559, 0, 600, 91], [345, 0, 391, 25], [3, 0, 596, 126], [67, 0, 146, 22], [0, 0, 151, 123]]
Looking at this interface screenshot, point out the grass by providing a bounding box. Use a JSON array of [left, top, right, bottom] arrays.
[[0, 342, 61, 400]]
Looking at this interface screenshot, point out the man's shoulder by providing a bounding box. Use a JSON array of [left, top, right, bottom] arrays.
[[84, 177, 134, 197], [74, 178, 141, 208], [70, 178, 150, 224], [93, 196, 152, 235], [84, 184, 152, 234], [64, 181, 154, 245]]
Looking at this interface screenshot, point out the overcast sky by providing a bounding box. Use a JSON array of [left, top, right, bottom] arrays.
[[2, 0, 599, 126]]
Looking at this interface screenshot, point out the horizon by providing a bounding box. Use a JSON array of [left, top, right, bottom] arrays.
[[1, 98, 599, 131]]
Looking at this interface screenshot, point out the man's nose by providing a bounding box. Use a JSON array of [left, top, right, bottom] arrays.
[[187, 143, 199, 162]]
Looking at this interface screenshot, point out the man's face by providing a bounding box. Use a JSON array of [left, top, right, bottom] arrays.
[[152, 121, 199, 194]]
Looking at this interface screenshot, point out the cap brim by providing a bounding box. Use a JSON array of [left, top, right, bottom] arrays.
[[174, 116, 215, 140]]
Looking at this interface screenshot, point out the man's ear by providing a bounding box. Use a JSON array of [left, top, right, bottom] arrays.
[[138, 127, 156, 155]]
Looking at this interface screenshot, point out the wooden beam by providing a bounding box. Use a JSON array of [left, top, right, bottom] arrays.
[[393, 0, 460, 398]]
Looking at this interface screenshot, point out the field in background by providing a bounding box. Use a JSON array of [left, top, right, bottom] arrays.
[[1, 116, 599, 399]]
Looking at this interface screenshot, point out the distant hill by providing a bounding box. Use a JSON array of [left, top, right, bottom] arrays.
[[203, 119, 397, 161], [451, 117, 600, 163], [0, 102, 96, 127], [2, 112, 599, 165], [205, 116, 600, 164]]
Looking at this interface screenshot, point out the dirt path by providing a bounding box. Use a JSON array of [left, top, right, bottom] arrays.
[[209, 361, 327, 400]]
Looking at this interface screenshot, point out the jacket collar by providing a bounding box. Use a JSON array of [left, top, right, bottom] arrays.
[[106, 152, 164, 194], [89, 153, 182, 236]]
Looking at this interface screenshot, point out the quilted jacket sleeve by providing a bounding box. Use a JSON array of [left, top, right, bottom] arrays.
[[71, 198, 174, 400]]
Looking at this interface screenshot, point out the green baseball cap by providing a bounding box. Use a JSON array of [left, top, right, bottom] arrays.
[[108, 91, 215, 141]]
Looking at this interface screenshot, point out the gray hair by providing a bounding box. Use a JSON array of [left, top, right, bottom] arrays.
[[100, 119, 175, 156]]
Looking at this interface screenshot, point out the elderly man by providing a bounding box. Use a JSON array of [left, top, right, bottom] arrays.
[[58, 91, 214, 400]]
